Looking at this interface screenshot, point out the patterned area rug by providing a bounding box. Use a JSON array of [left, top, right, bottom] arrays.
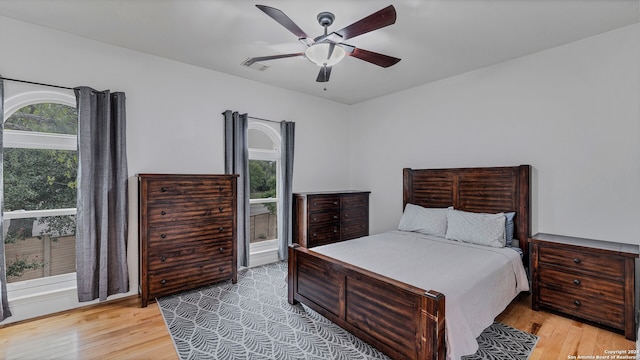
[[157, 261, 538, 360]]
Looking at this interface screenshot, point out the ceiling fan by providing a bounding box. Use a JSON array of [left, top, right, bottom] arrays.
[[245, 4, 401, 83]]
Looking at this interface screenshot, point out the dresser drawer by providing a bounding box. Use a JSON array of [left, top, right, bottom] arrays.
[[538, 267, 624, 302], [147, 200, 234, 224], [307, 225, 341, 247], [308, 211, 340, 226], [341, 221, 368, 240], [147, 220, 233, 246], [147, 240, 233, 271], [308, 195, 341, 211], [341, 193, 368, 208], [148, 262, 233, 297], [538, 286, 625, 330], [146, 178, 234, 201], [538, 245, 624, 278]]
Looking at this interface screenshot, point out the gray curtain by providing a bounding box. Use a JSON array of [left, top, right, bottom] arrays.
[[278, 121, 295, 260], [74, 87, 129, 302], [0, 78, 11, 321], [223, 110, 250, 267]]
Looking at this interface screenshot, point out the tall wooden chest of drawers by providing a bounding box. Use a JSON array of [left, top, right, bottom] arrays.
[[138, 174, 238, 307], [293, 191, 370, 248], [530, 233, 638, 340]]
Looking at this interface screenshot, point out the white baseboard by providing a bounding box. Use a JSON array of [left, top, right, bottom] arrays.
[[249, 248, 279, 268]]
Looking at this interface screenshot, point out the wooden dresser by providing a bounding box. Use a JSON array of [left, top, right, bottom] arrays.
[[530, 233, 638, 340], [138, 174, 238, 307], [293, 191, 370, 248]]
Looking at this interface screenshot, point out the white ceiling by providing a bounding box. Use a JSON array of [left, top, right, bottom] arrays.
[[0, 0, 638, 104]]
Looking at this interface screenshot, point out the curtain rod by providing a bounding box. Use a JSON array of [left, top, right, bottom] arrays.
[[248, 115, 282, 124], [1, 76, 74, 91]]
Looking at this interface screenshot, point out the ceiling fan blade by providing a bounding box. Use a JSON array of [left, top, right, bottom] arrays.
[[256, 5, 309, 39], [334, 5, 397, 41], [316, 66, 332, 82], [348, 48, 401, 68], [244, 53, 305, 66]]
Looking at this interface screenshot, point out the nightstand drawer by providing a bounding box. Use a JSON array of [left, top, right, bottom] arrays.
[[539, 245, 624, 278], [539, 286, 624, 330], [538, 267, 624, 302]]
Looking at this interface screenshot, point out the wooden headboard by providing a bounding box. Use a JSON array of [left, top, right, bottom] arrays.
[[403, 165, 531, 264]]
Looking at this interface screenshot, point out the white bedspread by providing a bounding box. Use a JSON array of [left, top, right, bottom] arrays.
[[312, 230, 529, 360]]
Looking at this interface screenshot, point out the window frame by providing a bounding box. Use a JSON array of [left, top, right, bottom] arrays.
[[3, 90, 78, 297], [247, 121, 281, 253]]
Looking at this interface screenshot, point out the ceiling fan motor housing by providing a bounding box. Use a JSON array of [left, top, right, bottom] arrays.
[[317, 12, 335, 28]]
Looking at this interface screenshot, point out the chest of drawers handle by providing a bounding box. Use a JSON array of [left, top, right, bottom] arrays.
[[161, 187, 167, 192], [219, 186, 224, 191], [219, 247, 225, 253], [333, 201, 338, 205], [573, 279, 581, 285], [160, 233, 166, 238], [219, 226, 224, 232], [574, 300, 581, 306], [160, 279, 166, 285], [161, 256, 166, 262], [161, 211, 166, 216], [218, 267, 224, 272], [573, 258, 581, 264]]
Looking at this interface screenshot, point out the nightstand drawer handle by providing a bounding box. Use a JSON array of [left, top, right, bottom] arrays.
[[573, 279, 581, 285], [573, 258, 581, 264], [574, 300, 581, 306], [160, 233, 166, 238], [161, 211, 166, 215], [333, 201, 338, 205], [219, 186, 224, 191], [160, 256, 166, 262], [219, 247, 225, 253], [160, 279, 166, 285], [161, 187, 167, 192], [219, 207, 224, 212], [219, 267, 224, 272], [219, 227, 224, 232], [312, 233, 317, 237]]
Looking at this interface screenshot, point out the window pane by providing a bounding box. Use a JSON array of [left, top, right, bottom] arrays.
[[249, 160, 277, 200], [3, 148, 77, 211], [4, 215, 76, 283], [248, 129, 276, 150], [5, 103, 77, 135], [249, 203, 277, 243]]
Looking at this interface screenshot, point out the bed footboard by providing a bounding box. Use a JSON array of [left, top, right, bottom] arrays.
[[288, 244, 445, 360]]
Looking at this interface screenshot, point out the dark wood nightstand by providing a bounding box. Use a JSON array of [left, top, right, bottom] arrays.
[[292, 191, 370, 248], [529, 233, 639, 340]]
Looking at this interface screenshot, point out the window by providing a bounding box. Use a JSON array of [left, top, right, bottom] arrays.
[[3, 91, 77, 292], [248, 122, 281, 256]]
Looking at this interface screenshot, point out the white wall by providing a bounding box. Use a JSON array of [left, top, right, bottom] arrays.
[[0, 16, 352, 323], [349, 24, 640, 244]]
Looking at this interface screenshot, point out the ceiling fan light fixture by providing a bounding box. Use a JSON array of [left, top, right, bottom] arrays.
[[304, 43, 345, 67]]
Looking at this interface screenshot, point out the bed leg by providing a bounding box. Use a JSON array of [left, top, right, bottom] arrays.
[[287, 244, 300, 305]]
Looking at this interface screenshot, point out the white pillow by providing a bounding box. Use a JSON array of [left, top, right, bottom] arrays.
[[445, 209, 506, 247], [398, 203, 449, 237]]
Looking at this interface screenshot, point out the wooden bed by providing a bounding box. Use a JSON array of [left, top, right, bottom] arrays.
[[287, 165, 531, 360]]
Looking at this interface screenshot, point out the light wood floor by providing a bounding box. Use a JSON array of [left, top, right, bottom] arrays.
[[0, 293, 635, 359]]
